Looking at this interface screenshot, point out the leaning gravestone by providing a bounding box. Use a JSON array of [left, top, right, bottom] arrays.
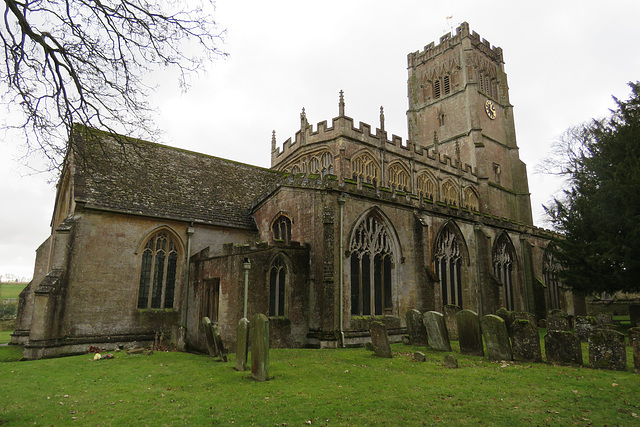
[[514, 311, 537, 325], [574, 316, 598, 342], [547, 311, 571, 331], [202, 317, 217, 357], [480, 314, 512, 361], [510, 319, 542, 362], [423, 311, 451, 351], [457, 310, 484, 357], [495, 308, 515, 331], [545, 331, 583, 366], [211, 323, 228, 362], [444, 305, 461, 341], [589, 329, 626, 371], [630, 305, 640, 327], [235, 317, 250, 371], [405, 309, 428, 346], [370, 321, 393, 358], [443, 354, 458, 369], [250, 313, 269, 382]]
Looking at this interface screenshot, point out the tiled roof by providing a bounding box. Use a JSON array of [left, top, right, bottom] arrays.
[[72, 127, 284, 229]]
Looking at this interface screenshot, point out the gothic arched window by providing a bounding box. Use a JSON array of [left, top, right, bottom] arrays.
[[350, 214, 395, 316], [493, 234, 516, 311], [352, 152, 380, 187], [388, 163, 410, 191], [137, 231, 179, 309], [321, 152, 334, 176], [272, 215, 292, 243], [269, 257, 287, 317], [463, 186, 480, 211], [417, 173, 436, 201], [442, 180, 459, 206], [434, 226, 463, 308], [543, 248, 561, 311]]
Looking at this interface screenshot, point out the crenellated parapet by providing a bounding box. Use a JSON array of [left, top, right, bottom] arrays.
[[408, 21, 503, 70]]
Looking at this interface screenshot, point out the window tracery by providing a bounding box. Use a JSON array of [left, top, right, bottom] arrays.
[[442, 180, 459, 206], [387, 163, 410, 191], [463, 187, 480, 211], [272, 214, 292, 243], [350, 214, 394, 316], [543, 248, 562, 311], [493, 234, 516, 311], [137, 231, 179, 309], [351, 152, 380, 187], [434, 226, 463, 308], [416, 173, 436, 201], [284, 151, 334, 177]]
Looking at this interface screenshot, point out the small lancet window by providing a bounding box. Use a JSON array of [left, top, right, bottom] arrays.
[[434, 79, 441, 99], [443, 75, 451, 95], [272, 215, 292, 243], [137, 231, 179, 309], [269, 257, 287, 317]]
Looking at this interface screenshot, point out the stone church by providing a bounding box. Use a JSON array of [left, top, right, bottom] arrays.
[[13, 22, 583, 359]]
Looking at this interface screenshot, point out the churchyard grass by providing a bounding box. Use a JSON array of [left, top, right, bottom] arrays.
[[1, 343, 638, 425], [0, 330, 13, 344]]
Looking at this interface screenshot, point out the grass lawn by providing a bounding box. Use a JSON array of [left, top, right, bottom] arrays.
[[0, 330, 13, 344], [1, 343, 638, 425], [0, 282, 28, 300]]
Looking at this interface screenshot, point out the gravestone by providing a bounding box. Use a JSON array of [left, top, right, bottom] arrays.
[[250, 313, 269, 382], [574, 316, 598, 342], [547, 312, 570, 331], [414, 351, 426, 362], [211, 323, 228, 362], [595, 314, 613, 325], [630, 304, 640, 327], [457, 310, 484, 357], [544, 331, 583, 366], [202, 317, 217, 357], [423, 311, 451, 352], [480, 314, 512, 361], [405, 309, 428, 346], [370, 321, 393, 358], [588, 329, 626, 371], [495, 308, 515, 331], [510, 319, 542, 362], [633, 340, 640, 374], [235, 317, 250, 371], [538, 319, 547, 329], [514, 311, 537, 325], [444, 305, 461, 341], [443, 354, 458, 369]]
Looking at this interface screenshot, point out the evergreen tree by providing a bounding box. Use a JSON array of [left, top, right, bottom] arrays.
[[545, 82, 640, 294]]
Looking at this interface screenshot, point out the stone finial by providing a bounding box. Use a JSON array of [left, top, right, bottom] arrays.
[[271, 130, 276, 152], [339, 90, 345, 116], [300, 107, 307, 129], [379, 106, 385, 131]]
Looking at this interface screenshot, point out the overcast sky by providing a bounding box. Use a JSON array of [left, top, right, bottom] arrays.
[[2, 0, 639, 280]]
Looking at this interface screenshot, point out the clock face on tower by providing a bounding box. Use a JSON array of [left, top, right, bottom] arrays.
[[485, 99, 497, 120]]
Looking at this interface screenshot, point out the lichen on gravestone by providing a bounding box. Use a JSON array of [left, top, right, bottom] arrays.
[[588, 329, 626, 371], [370, 321, 393, 358], [423, 311, 451, 352]]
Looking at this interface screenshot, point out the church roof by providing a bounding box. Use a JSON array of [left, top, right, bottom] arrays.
[[71, 127, 284, 229]]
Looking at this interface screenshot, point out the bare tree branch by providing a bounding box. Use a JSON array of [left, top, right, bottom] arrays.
[[1, 0, 226, 172]]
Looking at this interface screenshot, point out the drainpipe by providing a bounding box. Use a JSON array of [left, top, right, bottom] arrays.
[[182, 225, 195, 328], [338, 195, 346, 347], [243, 258, 251, 318]]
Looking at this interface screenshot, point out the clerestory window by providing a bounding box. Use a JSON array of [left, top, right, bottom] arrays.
[[137, 231, 179, 309]]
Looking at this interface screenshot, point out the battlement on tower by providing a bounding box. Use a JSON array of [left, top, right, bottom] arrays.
[[408, 21, 503, 69]]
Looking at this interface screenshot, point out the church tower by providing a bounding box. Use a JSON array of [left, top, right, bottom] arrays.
[[407, 22, 532, 224]]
